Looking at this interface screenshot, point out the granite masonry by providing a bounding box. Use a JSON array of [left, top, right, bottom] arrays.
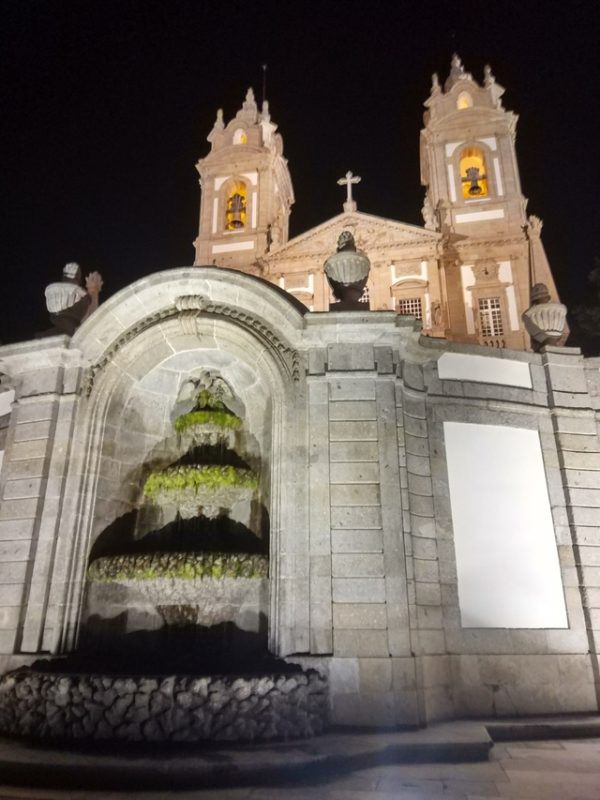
[[0, 266, 599, 730]]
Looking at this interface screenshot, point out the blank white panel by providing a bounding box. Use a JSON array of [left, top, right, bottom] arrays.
[[438, 352, 531, 388], [0, 390, 14, 415], [444, 422, 568, 629]]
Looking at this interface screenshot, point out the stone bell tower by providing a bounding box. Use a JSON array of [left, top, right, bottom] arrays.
[[420, 55, 561, 349], [193, 89, 295, 271]]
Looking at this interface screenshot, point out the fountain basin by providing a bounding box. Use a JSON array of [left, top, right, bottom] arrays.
[[0, 668, 328, 742], [86, 575, 269, 632], [143, 465, 258, 519]]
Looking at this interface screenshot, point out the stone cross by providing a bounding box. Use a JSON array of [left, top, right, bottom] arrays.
[[337, 170, 361, 212]]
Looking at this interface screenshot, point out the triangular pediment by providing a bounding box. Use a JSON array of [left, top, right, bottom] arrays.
[[265, 211, 440, 264]]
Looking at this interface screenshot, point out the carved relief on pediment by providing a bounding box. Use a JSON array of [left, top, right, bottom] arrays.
[[391, 261, 422, 277], [266, 216, 438, 263], [472, 258, 500, 282]]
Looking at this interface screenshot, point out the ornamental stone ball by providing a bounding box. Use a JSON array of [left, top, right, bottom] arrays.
[[522, 282, 568, 350], [324, 230, 371, 310]]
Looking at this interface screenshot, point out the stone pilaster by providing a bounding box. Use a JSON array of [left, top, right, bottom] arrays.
[[544, 346, 600, 707]]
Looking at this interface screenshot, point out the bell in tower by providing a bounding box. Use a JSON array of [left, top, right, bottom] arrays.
[[225, 190, 247, 230]]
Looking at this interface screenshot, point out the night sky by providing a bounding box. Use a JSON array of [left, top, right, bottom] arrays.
[[2, 0, 599, 345]]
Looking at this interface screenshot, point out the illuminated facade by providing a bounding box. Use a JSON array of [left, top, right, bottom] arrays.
[[1, 57, 596, 736], [194, 56, 561, 351]]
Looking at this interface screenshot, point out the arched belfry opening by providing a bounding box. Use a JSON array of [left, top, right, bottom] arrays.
[[459, 145, 488, 198], [223, 178, 249, 231]]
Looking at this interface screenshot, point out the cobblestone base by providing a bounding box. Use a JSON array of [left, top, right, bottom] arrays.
[[0, 668, 328, 742]]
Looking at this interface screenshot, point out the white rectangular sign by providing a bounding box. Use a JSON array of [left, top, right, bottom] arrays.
[[444, 421, 568, 628]]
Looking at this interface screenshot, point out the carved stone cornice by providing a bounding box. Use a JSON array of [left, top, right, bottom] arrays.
[[83, 295, 300, 395], [453, 235, 525, 250]]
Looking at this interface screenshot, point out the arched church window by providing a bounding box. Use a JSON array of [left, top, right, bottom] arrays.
[[224, 180, 248, 230], [460, 147, 488, 198], [457, 91, 473, 110], [233, 128, 248, 145]]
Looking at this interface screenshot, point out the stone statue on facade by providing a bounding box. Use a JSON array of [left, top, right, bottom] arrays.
[[522, 283, 568, 351], [324, 231, 370, 311], [421, 193, 437, 230], [44, 262, 103, 336]]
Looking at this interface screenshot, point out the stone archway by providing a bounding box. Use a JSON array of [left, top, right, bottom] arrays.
[[42, 268, 309, 659]]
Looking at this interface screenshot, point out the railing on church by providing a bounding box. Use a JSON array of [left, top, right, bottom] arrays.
[[479, 335, 506, 348]]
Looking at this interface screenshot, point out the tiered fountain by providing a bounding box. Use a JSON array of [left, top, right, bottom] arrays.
[[0, 374, 327, 742]]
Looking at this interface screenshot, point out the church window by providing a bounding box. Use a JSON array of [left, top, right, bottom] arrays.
[[397, 297, 423, 319], [224, 180, 248, 230], [457, 91, 473, 110], [460, 146, 488, 198], [233, 128, 248, 145], [478, 297, 503, 337]]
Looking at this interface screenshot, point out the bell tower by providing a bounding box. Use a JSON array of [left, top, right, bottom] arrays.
[[194, 89, 294, 271], [420, 55, 561, 349]]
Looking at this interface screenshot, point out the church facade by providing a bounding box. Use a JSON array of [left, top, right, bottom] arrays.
[[0, 59, 598, 731], [193, 56, 559, 351]]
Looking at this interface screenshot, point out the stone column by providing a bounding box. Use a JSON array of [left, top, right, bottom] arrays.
[[0, 340, 81, 662]]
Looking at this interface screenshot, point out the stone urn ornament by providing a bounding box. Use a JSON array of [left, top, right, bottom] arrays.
[[522, 283, 568, 351], [324, 230, 371, 310]]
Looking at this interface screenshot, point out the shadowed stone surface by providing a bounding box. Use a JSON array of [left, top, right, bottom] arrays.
[[0, 668, 327, 742]]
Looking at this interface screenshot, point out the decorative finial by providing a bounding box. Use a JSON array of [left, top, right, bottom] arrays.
[[484, 65, 506, 108], [445, 53, 472, 91], [237, 87, 258, 124], [528, 215, 543, 238], [324, 230, 371, 311], [207, 108, 225, 144], [430, 72, 441, 95], [260, 99, 271, 122], [337, 230, 356, 252], [451, 53, 463, 74], [243, 88, 257, 112], [337, 170, 361, 213], [522, 283, 567, 351]]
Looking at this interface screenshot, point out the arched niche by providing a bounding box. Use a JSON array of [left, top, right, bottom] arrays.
[[232, 127, 248, 145], [47, 269, 308, 659], [88, 318, 277, 549], [456, 91, 473, 110]]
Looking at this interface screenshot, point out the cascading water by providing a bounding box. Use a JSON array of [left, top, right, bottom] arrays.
[[0, 373, 327, 742]]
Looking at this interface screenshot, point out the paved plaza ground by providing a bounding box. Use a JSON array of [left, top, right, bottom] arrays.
[[1, 734, 600, 799]]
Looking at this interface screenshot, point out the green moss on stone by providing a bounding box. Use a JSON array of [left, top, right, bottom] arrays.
[[174, 410, 242, 434], [87, 552, 269, 583], [143, 465, 257, 502]]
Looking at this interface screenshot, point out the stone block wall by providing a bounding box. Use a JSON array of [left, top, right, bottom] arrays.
[[0, 271, 598, 730], [0, 340, 82, 663]]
